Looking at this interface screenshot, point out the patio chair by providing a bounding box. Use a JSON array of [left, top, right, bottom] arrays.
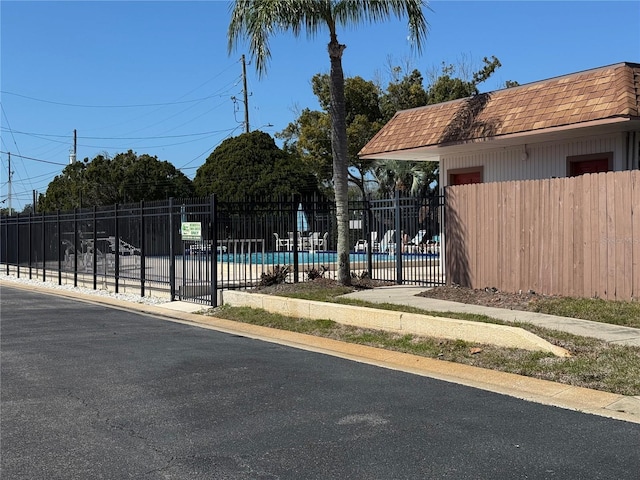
[[273, 233, 289, 251], [319, 232, 329, 251], [307, 231, 322, 251], [353, 232, 378, 253]]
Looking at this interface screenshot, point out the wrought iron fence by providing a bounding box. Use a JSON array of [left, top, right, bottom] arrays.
[[1, 192, 445, 305]]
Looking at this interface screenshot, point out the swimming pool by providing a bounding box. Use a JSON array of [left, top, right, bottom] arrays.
[[215, 250, 438, 264]]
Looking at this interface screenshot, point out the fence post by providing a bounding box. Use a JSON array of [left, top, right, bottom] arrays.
[[210, 194, 217, 307], [365, 197, 373, 277], [57, 210, 62, 285], [395, 190, 402, 284], [42, 212, 46, 282], [73, 208, 78, 287], [169, 197, 176, 301], [292, 194, 299, 283], [114, 204, 119, 294], [140, 200, 145, 297], [93, 206, 97, 290], [28, 213, 32, 279], [3, 218, 8, 275], [15, 214, 20, 278]]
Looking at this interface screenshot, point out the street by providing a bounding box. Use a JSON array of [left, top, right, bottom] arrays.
[[2, 286, 639, 479]]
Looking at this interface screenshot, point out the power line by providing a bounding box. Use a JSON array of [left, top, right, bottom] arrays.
[[0, 61, 244, 110], [0, 90, 225, 108], [0, 127, 235, 140], [0, 151, 67, 166]]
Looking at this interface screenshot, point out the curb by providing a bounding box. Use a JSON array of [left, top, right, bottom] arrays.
[[3, 279, 640, 424], [222, 290, 571, 357]]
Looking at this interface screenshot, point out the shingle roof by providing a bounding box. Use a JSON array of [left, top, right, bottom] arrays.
[[359, 62, 640, 158]]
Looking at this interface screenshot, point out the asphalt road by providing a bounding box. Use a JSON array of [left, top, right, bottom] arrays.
[[2, 286, 639, 479]]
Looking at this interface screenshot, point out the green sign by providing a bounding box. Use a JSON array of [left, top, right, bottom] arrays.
[[181, 222, 202, 241]]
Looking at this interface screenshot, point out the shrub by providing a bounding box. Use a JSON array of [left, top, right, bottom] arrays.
[[259, 265, 290, 286], [306, 265, 329, 281]]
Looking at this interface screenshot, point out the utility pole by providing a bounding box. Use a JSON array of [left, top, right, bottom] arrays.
[[7, 152, 12, 215], [69, 129, 77, 164], [242, 54, 249, 133]]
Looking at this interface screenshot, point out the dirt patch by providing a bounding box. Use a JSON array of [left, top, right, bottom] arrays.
[[418, 285, 560, 312], [252, 277, 394, 295], [253, 278, 555, 313]]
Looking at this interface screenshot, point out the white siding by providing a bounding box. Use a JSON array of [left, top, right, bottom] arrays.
[[440, 132, 634, 187]]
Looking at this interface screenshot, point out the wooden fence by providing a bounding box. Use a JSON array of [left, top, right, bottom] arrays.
[[445, 170, 640, 301]]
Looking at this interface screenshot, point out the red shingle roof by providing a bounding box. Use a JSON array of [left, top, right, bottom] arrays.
[[359, 62, 640, 158]]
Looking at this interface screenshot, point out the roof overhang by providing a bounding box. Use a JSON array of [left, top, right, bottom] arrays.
[[359, 117, 640, 162]]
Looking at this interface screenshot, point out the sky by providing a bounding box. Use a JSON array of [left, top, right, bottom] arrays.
[[1, 1, 639, 212]]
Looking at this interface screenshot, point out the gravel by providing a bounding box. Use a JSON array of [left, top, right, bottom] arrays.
[[1, 273, 170, 306]]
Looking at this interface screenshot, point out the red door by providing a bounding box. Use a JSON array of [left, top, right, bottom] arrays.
[[450, 170, 482, 185], [569, 158, 609, 176]]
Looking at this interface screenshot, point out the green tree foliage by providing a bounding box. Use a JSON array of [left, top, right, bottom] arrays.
[[380, 68, 429, 121], [373, 160, 437, 198], [278, 58, 509, 203], [193, 131, 318, 200], [38, 151, 194, 212], [278, 74, 385, 199], [0, 207, 17, 216], [375, 57, 506, 195], [426, 56, 502, 104]]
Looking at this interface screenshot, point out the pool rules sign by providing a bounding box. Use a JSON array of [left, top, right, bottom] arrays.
[[181, 222, 202, 241]]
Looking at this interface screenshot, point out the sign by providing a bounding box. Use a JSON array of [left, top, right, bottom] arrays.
[[181, 222, 202, 241]]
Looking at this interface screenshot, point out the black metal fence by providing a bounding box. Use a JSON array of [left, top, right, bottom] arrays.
[[1, 193, 445, 305]]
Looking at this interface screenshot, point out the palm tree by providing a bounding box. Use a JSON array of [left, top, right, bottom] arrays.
[[228, 0, 429, 285], [373, 159, 434, 198]]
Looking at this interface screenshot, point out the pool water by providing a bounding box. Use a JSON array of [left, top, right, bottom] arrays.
[[216, 250, 437, 264]]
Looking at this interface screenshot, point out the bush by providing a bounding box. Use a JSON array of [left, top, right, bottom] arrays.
[[259, 265, 290, 286], [306, 266, 329, 281], [351, 270, 370, 280]]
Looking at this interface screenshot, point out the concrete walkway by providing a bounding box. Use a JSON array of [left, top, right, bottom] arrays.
[[341, 286, 640, 347]]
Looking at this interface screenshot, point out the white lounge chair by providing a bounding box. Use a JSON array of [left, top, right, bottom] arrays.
[[404, 229, 427, 253], [378, 230, 395, 253]]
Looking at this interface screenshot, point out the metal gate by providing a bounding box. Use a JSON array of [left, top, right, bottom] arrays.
[[175, 197, 218, 306], [358, 191, 444, 286]]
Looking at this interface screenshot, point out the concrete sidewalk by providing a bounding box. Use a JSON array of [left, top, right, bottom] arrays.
[[341, 285, 640, 347]]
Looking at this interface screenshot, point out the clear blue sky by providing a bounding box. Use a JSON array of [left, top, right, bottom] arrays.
[[1, 1, 639, 211]]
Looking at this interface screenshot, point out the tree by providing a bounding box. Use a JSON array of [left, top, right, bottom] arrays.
[[0, 206, 17, 216], [425, 56, 502, 104], [374, 56, 508, 196], [38, 151, 194, 212], [380, 68, 429, 121], [193, 130, 318, 200], [278, 74, 385, 199], [373, 160, 436, 198], [228, 0, 429, 285]]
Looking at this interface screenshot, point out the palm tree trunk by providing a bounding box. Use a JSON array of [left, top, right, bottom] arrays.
[[328, 38, 351, 285]]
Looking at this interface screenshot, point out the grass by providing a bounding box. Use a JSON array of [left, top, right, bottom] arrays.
[[206, 284, 640, 396], [530, 297, 640, 328]]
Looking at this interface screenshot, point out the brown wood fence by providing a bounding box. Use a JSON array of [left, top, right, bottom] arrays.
[[445, 170, 640, 301]]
